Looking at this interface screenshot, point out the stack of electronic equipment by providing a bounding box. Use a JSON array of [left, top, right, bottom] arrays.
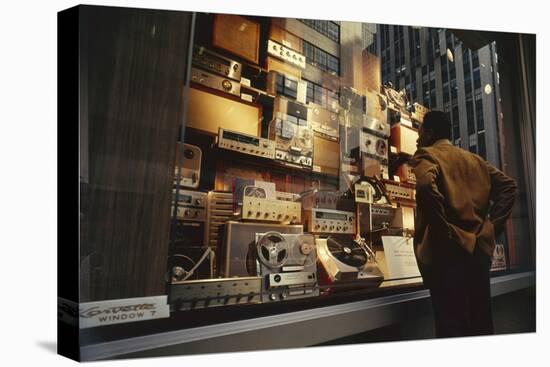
[[166, 14, 430, 311]]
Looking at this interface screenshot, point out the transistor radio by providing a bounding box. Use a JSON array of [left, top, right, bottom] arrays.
[[174, 143, 202, 189], [217, 128, 276, 159]]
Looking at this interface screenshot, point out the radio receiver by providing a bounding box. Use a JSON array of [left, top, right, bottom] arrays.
[[192, 46, 242, 80], [171, 189, 207, 222], [217, 128, 276, 159]]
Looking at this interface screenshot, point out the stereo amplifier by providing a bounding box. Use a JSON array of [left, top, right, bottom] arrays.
[[192, 46, 242, 81], [303, 208, 356, 234], [191, 67, 240, 96], [217, 128, 276, 159]]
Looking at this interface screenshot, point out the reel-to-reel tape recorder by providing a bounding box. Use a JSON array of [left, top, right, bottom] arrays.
[[254, 232, 319, 302], [269, 97, 313, 168]]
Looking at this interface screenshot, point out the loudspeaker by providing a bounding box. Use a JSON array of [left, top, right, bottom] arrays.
[[175, 143, 201, 189], [313, 135, 340, 176], [212, 14, 260, 64], [186, 87, 261, 136], [269, 25, 303, 53], [390, 123, 419, 156]]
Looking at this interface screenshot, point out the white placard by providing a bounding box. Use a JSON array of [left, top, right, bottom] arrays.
[[240, 93, 253, 102], [490, 243, 507, 271], [240, 77, 251, 87], [78, 296, 170, 329], [381, 236, 421, 279]]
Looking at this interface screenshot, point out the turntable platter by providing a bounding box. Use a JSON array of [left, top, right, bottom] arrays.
[[326, 237, 368, 268]]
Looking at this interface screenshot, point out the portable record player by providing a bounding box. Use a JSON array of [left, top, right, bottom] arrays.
[[316, 236, 383, 283]]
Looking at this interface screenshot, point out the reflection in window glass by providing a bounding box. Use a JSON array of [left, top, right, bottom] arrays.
[[299, 19, 340, 43], [303, 41, 339, 75]]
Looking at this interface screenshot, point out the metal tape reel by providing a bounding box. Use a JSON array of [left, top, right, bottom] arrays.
[[296, 234, 317, 268], [256, 232, 289, 269]]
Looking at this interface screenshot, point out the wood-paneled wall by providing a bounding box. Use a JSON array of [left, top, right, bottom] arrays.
[[79, 6, 191, 302]]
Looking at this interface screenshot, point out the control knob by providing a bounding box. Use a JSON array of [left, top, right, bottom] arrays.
[[222, 79, 232, 91]]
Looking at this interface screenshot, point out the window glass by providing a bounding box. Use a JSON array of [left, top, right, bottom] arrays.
[[80, 10, 534, 327]]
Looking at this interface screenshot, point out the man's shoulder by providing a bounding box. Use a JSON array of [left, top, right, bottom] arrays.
[[413, 142, 484, 165]]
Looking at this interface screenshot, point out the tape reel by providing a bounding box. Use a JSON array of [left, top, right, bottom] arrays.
[[296, 127, 313, 150], [256, 232, 289, 269], [255, 232, 316, 270], [292, 234, 316, 268]]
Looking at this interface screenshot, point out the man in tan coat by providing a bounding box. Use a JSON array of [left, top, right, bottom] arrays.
[[411, 111, 517, 337]]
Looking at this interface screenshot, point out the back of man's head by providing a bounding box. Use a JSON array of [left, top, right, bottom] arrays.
[[422, 111, 452, 141]]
